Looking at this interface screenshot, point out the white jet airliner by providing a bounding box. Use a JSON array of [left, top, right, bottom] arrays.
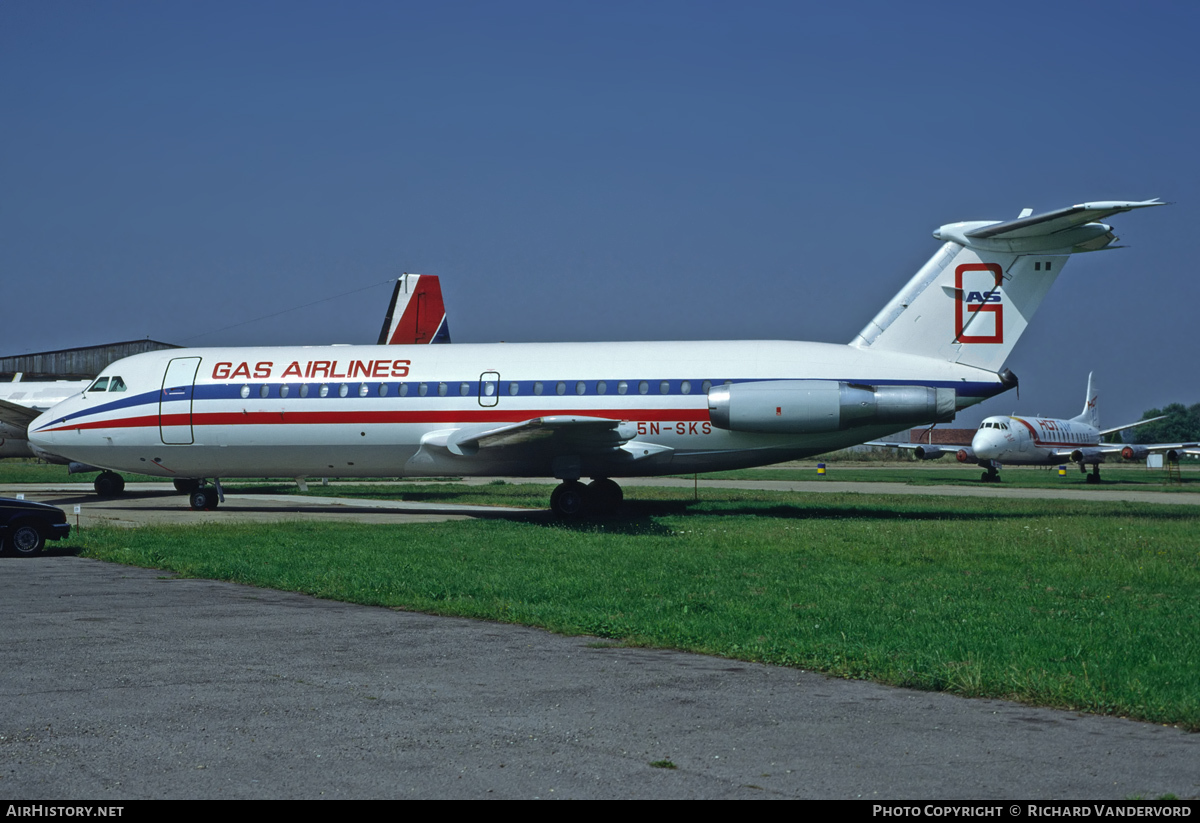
[[883, 373, 1193, 482], [27, 199, 1163, 515], [1, 273, 450, 488]]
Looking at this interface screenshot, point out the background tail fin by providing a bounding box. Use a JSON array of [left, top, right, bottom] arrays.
[[850, 200, 1162, 371], [377, 273, 452, 345], [1071, 371, 1100, 428]]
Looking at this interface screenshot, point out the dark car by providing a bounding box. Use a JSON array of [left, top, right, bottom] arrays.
[[0, 498, 71, 556]]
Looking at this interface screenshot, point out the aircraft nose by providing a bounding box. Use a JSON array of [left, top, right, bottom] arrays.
[[26, 407, 56, 450], [972, 430, 999, 460]]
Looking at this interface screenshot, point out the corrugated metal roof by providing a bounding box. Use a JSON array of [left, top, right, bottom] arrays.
[[0, 340, 179, 379]]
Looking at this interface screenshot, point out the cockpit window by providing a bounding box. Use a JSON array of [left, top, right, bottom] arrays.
[[108, 377, 127, 392], [89, 377, 109, 392]]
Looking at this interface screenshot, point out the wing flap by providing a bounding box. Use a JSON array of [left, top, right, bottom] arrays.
[[454, 415, 636, 453]]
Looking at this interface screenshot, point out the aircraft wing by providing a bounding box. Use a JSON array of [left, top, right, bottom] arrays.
[[863, 441, 959, 460], [1098, 415, 1168, 438], [454, 416, 638, 452], [965, 199, 1165, 240], [0, 398, 42, 437], [1054, 442, 1200, 462], [410, 415, 673, 475]]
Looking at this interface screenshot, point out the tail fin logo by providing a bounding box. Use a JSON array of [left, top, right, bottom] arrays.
[[954, 263, 1004, 344]]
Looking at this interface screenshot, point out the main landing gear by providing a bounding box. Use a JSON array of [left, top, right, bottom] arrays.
[[1082, 463, 1102, 484], [980, 465, 1001, 483], [550, 478, 624, 518]]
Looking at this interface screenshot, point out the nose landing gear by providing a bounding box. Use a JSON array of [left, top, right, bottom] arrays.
[[94, 471, 125, 497]]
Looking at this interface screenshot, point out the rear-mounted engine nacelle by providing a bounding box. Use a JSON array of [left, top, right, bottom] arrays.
[[707, 380, 956, 434]]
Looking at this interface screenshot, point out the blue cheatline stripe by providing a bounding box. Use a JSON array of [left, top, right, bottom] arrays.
[[35, 376, 1005, 430]]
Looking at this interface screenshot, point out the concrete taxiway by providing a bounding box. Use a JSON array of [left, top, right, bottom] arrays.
[[3, 557, 1197, 800], [2, 479, 1197, 799]]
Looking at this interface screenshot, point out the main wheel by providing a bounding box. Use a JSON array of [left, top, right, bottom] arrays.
[[587, 478, 623, 515], [550, 481, 587, 517], [9, 523, 45, 556], [189, 488, 219, 510], [95, 471, 125, 497]]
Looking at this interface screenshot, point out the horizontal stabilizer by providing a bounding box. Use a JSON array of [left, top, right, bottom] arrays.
[[963, 200, 1165, 241]]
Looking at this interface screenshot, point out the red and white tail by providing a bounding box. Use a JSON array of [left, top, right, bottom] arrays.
[[377, 274, 452, 345]]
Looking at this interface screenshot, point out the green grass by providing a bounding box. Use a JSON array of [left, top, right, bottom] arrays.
[[71, 491, 1200, 729], [683, 464, 1200, 490]]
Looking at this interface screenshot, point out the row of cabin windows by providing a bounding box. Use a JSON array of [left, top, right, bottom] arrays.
[[238, 379, 719, 400]]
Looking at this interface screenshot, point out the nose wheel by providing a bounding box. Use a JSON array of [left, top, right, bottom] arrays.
[[94, 471, 125, 497], [188, 480, 224, 510]]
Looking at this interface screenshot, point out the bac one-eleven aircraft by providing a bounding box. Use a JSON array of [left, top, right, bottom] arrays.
[[28, 199, 1163, 515]]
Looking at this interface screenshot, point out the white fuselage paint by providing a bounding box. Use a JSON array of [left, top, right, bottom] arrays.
[[970, 414, 1101, 466], [29, 341, 1005, 481]]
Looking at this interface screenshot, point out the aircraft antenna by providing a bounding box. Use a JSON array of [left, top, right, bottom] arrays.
[[177, 278, 396, 343]]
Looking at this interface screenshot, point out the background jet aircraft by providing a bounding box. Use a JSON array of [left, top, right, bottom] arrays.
[[27, 199, 1163, 515], [0, 378, 93, 460]]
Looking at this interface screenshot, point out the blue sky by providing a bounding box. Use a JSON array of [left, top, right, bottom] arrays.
[[3, 1, 1196, 427]]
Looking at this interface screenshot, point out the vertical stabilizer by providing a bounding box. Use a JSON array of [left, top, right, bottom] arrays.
[[1071, 372, 1100, 428], [377, 274, 452, 345], [849, 200, 1162, 372]]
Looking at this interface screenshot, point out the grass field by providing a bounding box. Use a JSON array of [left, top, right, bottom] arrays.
[[68, 487, 1200, 730]]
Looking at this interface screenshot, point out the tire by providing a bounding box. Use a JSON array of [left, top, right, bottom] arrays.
[[189, 489, 219, 510], [174, 478, 202, 494], [550, 482, 587, 517], [95, 471, 124, 497], [587, 478, 623, 515], [10, 523, 45, 556]]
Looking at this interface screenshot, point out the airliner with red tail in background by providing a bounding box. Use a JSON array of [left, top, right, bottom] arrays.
[[27, 200, 1163, 515]]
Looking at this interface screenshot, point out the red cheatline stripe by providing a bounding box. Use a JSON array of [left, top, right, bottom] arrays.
[[41, 407, 711, 433]]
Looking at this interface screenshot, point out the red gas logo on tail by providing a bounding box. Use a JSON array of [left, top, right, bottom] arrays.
[[954, 263, 1004, 344]]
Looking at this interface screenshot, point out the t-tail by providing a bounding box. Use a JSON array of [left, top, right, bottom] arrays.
[[850, 200, 1163, 372], [377, 273, 452, 345], [1071, 371, 1100, 429]]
